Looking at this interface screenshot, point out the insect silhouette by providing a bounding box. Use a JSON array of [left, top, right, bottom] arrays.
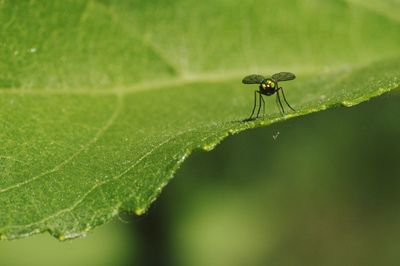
[[242, 72, 296, 120]]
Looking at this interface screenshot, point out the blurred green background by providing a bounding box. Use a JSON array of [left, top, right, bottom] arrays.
[[1, 91, 399, 266]]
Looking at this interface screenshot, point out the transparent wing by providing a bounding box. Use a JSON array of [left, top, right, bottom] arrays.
[[271, 72, 296, 82], [242, 74, 266, 84]]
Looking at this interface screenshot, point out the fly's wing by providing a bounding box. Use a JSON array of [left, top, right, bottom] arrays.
[[271, 72, 296, 82], [242, 74, 266, 84]]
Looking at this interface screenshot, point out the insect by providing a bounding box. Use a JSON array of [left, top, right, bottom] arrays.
[[242, 72, 296, 120]]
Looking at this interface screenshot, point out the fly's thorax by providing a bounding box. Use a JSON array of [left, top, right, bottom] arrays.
[[259, 79, 276, 95]]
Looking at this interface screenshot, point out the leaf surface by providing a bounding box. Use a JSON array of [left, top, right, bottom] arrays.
[[0, 0, 399, 240]]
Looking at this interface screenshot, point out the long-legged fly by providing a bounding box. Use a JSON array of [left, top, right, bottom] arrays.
[[242, 72, 296, 120]]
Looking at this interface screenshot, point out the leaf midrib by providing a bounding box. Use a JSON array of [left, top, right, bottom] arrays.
[[0, 59, 389, 96]]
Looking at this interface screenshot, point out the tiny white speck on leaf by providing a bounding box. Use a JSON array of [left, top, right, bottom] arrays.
[[272, 131, 280, 140]]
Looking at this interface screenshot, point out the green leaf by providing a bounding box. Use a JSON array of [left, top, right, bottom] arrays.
[[0, 0, 399, 240]]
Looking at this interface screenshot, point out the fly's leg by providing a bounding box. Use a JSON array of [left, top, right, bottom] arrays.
[[280, 87, 295, 111], [247, 90, 258, 120], [260, 94, 265, 116], [256, 91, 262, 118], [276, 91, 285, 115], [275, 94, 283, 115]]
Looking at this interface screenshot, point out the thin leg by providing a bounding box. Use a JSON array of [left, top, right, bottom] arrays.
[[260, 94, 265, 116], [256, 92, 262, 118], [280, 87, 295, 111], [247, 90, 258, 120], [275, 94, 283, 115], [276, 91, 285, 114]]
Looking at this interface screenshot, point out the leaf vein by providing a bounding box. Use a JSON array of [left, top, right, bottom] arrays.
[[0, 95, 123, 194], [0, 128, 194, 232]]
